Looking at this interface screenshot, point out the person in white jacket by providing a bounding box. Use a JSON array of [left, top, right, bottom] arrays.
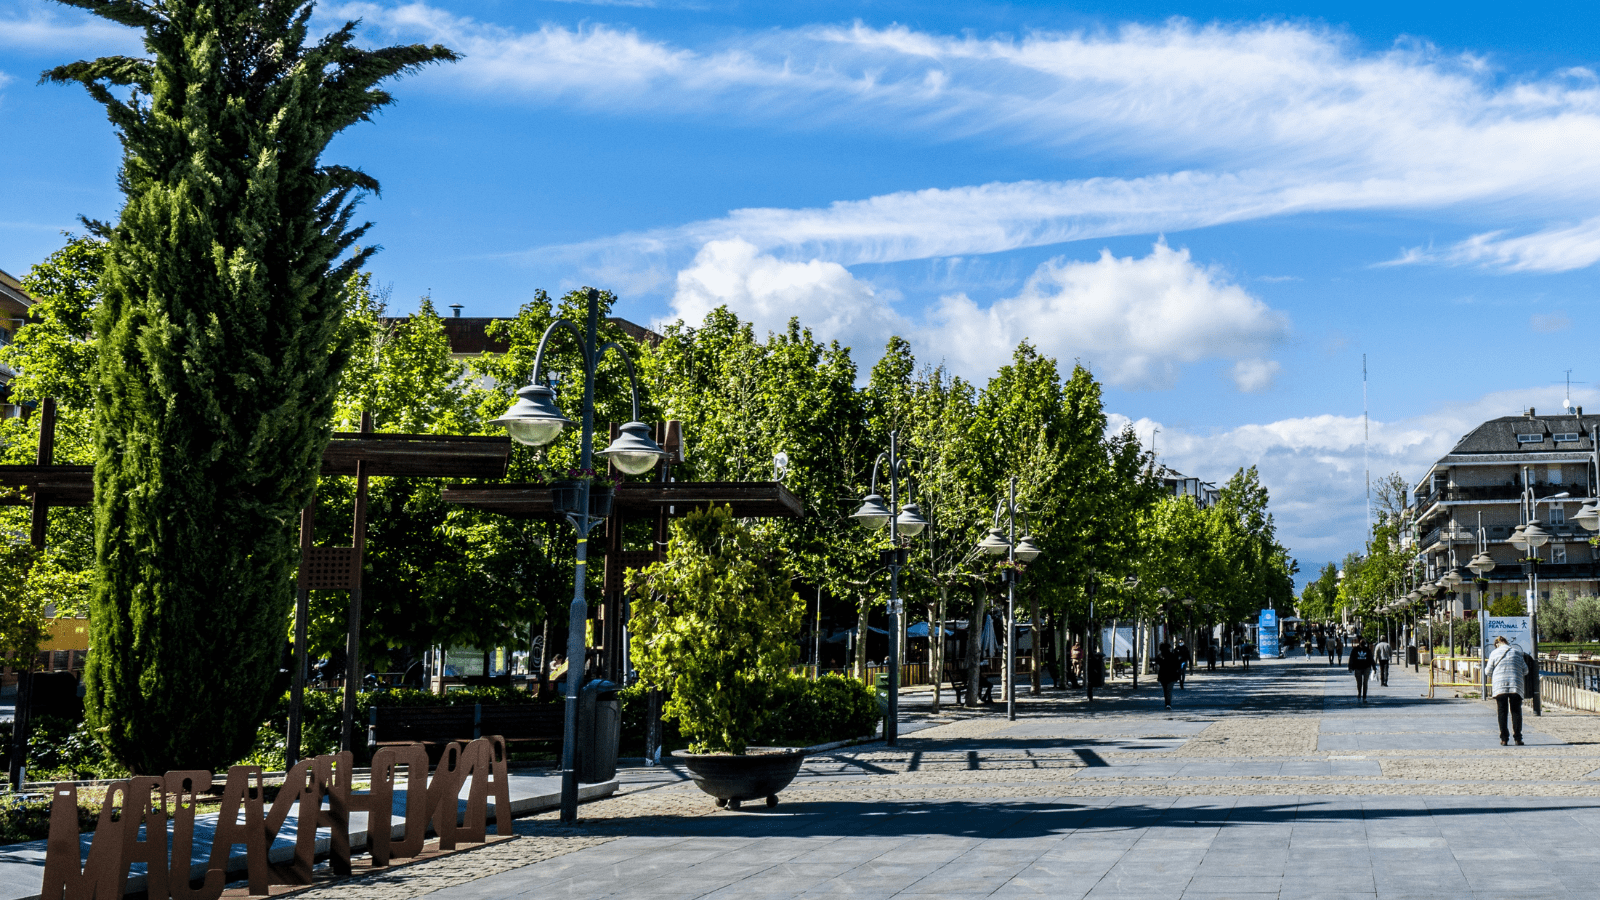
[[1486, 636, 1528, 746]]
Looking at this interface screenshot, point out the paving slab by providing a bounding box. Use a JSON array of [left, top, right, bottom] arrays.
[[26, 658, 1600, 899]]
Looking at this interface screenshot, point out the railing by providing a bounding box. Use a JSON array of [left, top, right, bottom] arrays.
[[797, 656, 1031, 690], [1541, 659, 1600, 693], [1415, 483, 1580, 511], [1440, 484, 1526, 502], [1428, 654, 1483, 698]]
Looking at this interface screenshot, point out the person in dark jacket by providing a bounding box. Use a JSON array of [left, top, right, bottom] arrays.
[[1176, 640, 1189, 688], [1156, 642, 1183, 709], [1347, 638, 1374, 702]]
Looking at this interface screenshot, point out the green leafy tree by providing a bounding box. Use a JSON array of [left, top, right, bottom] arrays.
[[1298, 562, 1340, 622], [1488, 595, 1527, 617], [891, 354, 989, 711], [0, 544, 92, 669], [642, 310, 875, 674], [627, 506, 802, 754], [48, 1, 455, 771]]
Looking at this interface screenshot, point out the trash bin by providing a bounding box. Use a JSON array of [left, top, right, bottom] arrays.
[[578, 679, 620, 783], [875, 673, 891, 724], [1406, 645, 1419, 666], [1087, 652, 1105, 688]]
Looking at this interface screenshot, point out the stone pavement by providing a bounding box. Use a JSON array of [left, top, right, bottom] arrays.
[[308, 657, 1600, 899]]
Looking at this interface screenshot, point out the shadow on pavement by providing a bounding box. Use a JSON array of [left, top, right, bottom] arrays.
[[562, 796, 1600, 841]]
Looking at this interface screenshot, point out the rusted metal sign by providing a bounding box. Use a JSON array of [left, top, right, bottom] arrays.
[[41, 737, 512, 900]]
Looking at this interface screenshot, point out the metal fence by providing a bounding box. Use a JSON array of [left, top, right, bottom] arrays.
[[1541, 658, 1600, 693], [796, 657, 1026, 689]]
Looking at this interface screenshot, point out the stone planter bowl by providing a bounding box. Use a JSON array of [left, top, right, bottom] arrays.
[[672, 747, 805, 810]]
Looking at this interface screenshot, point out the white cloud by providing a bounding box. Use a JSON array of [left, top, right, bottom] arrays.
[[1231, 359, 1282, 393], [348, 6, 1600, 274], [665, 239, 905, 348], [1395, 218, 1600, 272], [0, 2, 144, 54], [667, 239, 1288, 391], [1114, 384, 1600, 570]]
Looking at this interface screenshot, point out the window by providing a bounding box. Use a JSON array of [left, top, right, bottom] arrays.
[[1554, 432, 1581, 442], [1517, 433, 1544, 444], [1554, 544, 1569, 564], [1551, 465, 1564, 484], [1550, 506, 1566, 525]]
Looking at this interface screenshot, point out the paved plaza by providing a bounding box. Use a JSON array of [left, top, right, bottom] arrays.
[[310, 658, 1600, 899]]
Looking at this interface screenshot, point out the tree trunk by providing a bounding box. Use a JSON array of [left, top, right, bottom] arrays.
[[1029, 591, 1042, 695], [855, 597, 870, 681], [966, 586, 988, 708], [536, 609, 554, 698]]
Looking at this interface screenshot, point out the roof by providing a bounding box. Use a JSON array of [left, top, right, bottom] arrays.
[[0, 433, 513, 506], [380, 315, 663, 356], [442, 481, 804, 520], [1446, 410, 1596, 455]]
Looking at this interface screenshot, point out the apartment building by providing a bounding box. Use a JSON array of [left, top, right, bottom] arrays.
[[1160, 467, 1220, 509], [1411, 407, 1598, 616], [0, 268, 32, 418]]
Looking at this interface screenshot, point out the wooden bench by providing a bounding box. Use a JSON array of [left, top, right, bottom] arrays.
[[369, 702, 565, 762], [945, 662, 995, 705]]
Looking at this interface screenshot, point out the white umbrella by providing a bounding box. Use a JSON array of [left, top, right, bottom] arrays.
[[980, 615, 998, 656]]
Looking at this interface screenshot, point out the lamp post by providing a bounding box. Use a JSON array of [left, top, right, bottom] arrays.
[[492, 288, 666, 823], [975, 476, 1041, 722], [852, 431, 928, 746], [1513, 471, 1566, 683]]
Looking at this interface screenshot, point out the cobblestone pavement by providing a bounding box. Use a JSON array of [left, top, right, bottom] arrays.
[[323, 658, 1600, 899]]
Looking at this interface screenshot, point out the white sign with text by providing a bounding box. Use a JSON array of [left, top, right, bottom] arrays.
[[1486, 616, 1534, 657]]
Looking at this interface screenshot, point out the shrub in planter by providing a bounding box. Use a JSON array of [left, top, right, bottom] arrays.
[[765, 674, 880, 745], [627, 506, 801, 754]]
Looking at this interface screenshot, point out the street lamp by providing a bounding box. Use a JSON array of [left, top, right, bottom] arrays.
[[852, 430, 924, 745], [493, 288, 665, 823], [975, 476, 1042, 721]]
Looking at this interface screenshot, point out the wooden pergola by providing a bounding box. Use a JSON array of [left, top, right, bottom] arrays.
[[2, 416, 805, 766], [441, 477, 804, 685], [0, 420, 516, 764]]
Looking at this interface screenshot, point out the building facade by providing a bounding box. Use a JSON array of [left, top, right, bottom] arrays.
[[1160, 467, 1220, 509], [0, 268, 32, 419], [1411, 407, 1598, 617]]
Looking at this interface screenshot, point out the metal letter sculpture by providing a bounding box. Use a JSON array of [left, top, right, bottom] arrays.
[[41, 738, 511, 900]]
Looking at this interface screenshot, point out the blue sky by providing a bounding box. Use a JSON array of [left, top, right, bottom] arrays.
[[6, 0, 1600, 581]]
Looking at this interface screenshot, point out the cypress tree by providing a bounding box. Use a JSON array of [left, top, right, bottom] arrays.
[[46, 2, 455, 773]]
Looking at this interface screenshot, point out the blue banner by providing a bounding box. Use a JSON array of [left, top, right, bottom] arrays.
[[1258, 609, 1279, 658]]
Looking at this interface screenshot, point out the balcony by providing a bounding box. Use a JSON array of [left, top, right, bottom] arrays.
[[1419, 524, 1479, 549], [1413, 483, 1581, 512]]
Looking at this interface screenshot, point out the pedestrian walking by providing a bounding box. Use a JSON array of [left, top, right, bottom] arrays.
[[1373, 636, 1392, 686], [1206, 642, 1217, 671], [1156, 642, 1182, 709], [1486, 636, 1527, 746], [1335, 637, 1345, 665], [1176, 640, 1189, 688], [1326, 637, 1335, 665], [1348, 638, 1374, 702]]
